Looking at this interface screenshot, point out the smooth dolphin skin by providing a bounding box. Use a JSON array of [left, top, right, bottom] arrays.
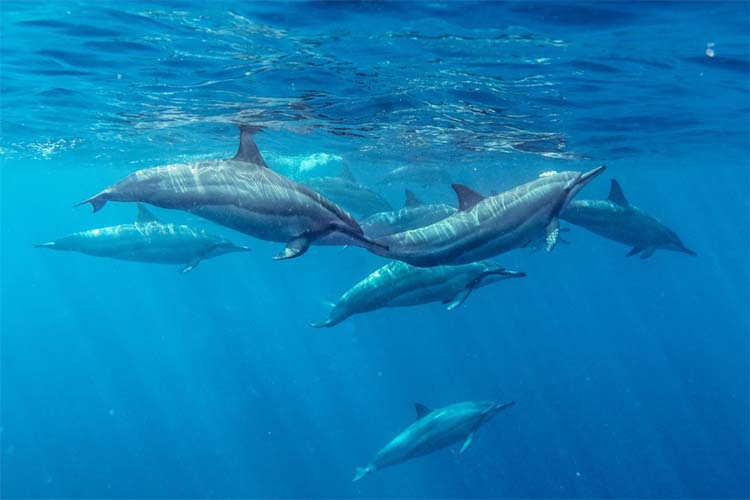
[[372, 166, 607, 267], [360, 190, 457, 239], [561, 179, 697, 259], [76, 127, 386, 260], [353, 400, 516, 481], [312, 260, 525, 327], [35, 205, 250, 272], [304, 165, 393, 216]]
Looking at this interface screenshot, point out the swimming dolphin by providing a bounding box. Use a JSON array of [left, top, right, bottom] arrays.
[[75, 127, 386, 260], [35, 204, 250, 272], [379, 164, 452, 187], [353, 400, 516, 481], [371, 166, 607, 267], [303, 165, 393, 216], [561, 179, 697, 258], [360, 190, 457, 239], [311, 260, 524, 327]]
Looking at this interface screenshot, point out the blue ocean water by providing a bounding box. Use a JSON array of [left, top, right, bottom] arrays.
[[1, 1, 748, 498]]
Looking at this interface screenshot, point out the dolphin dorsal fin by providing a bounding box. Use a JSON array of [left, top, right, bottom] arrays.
[[340, 164, 356, 182], [608, 179, 629, 206], [233, 125, 269, 168], [414, 402, 433, 419], [136, 203, 158, 223], [404, 189, 423, 208], [452, 184, 486, 212]]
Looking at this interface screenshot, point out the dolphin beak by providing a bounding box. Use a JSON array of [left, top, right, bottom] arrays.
[[680, 245, 697, 257], [493, 401, 516, 413], [497, 269, 526, 279], [578, 164, 607, 186]]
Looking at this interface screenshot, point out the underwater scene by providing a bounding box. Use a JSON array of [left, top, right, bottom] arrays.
[[1, 1, 748, 498]]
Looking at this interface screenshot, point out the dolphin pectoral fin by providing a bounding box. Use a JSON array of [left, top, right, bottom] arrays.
[[181, 258, 202, 273], [545, 218, 560, 252], [625, 246, 643, 257], [459, 432, 475, 454], [353, 466, 372, 482], [444, 288, 472, 311], [640, 247, 656, 259], [273, 236, 312, 260]]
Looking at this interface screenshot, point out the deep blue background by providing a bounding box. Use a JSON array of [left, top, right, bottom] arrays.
[[1, 2, 748, 498]]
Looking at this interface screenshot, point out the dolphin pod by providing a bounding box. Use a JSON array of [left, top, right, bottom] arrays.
[[354, 400, 516, 481], [371, 166, 607, 267], [75, 127, 386, 260], [561, 179, 697, 258], [35, 126, 699, 482], [312, 260, 525, 327], [35, 204, 250, 272]]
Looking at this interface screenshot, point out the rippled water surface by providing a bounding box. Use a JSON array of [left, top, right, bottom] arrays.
[[1, 2, 748, 499]]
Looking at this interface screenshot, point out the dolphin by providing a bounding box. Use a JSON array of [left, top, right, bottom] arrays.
[[312, 260, 524, 327], [35, 204, 250, 272], [379, 164, 452, 187], [303, 165, 393, 216], [353, 400, 516, 481], [561, 179, 697, 258], [75, 127, 386, 260], [371, 166, 607, 267], [360, 190, 457, 239]]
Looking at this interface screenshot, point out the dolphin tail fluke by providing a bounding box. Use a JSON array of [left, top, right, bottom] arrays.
[[33, 242, 55, 249], [353, 466, 372, 482], [332, 224, 389, 254], [74, 193, 107, 213]]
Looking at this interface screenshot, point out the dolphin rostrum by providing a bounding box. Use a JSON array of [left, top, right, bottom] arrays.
[[360, 190, 457, 239], [311, 260, 525, 327], [371, 166, 606, 267], [76, 127, 387, 260], [561, 179, 697, 258], [35, 204, 250, 272], [353, 400, 516, 481]]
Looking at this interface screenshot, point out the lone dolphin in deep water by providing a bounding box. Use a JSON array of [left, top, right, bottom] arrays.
[[371, 166, 606, 267], [353, 400, 516, 481], [303, 165, 393, 216], [76, 127, 386, 260], [360, 190, 457, 239], [35, 205, 250, 272], [312, 260, 525, 327], [561, 179, 697, 259]]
